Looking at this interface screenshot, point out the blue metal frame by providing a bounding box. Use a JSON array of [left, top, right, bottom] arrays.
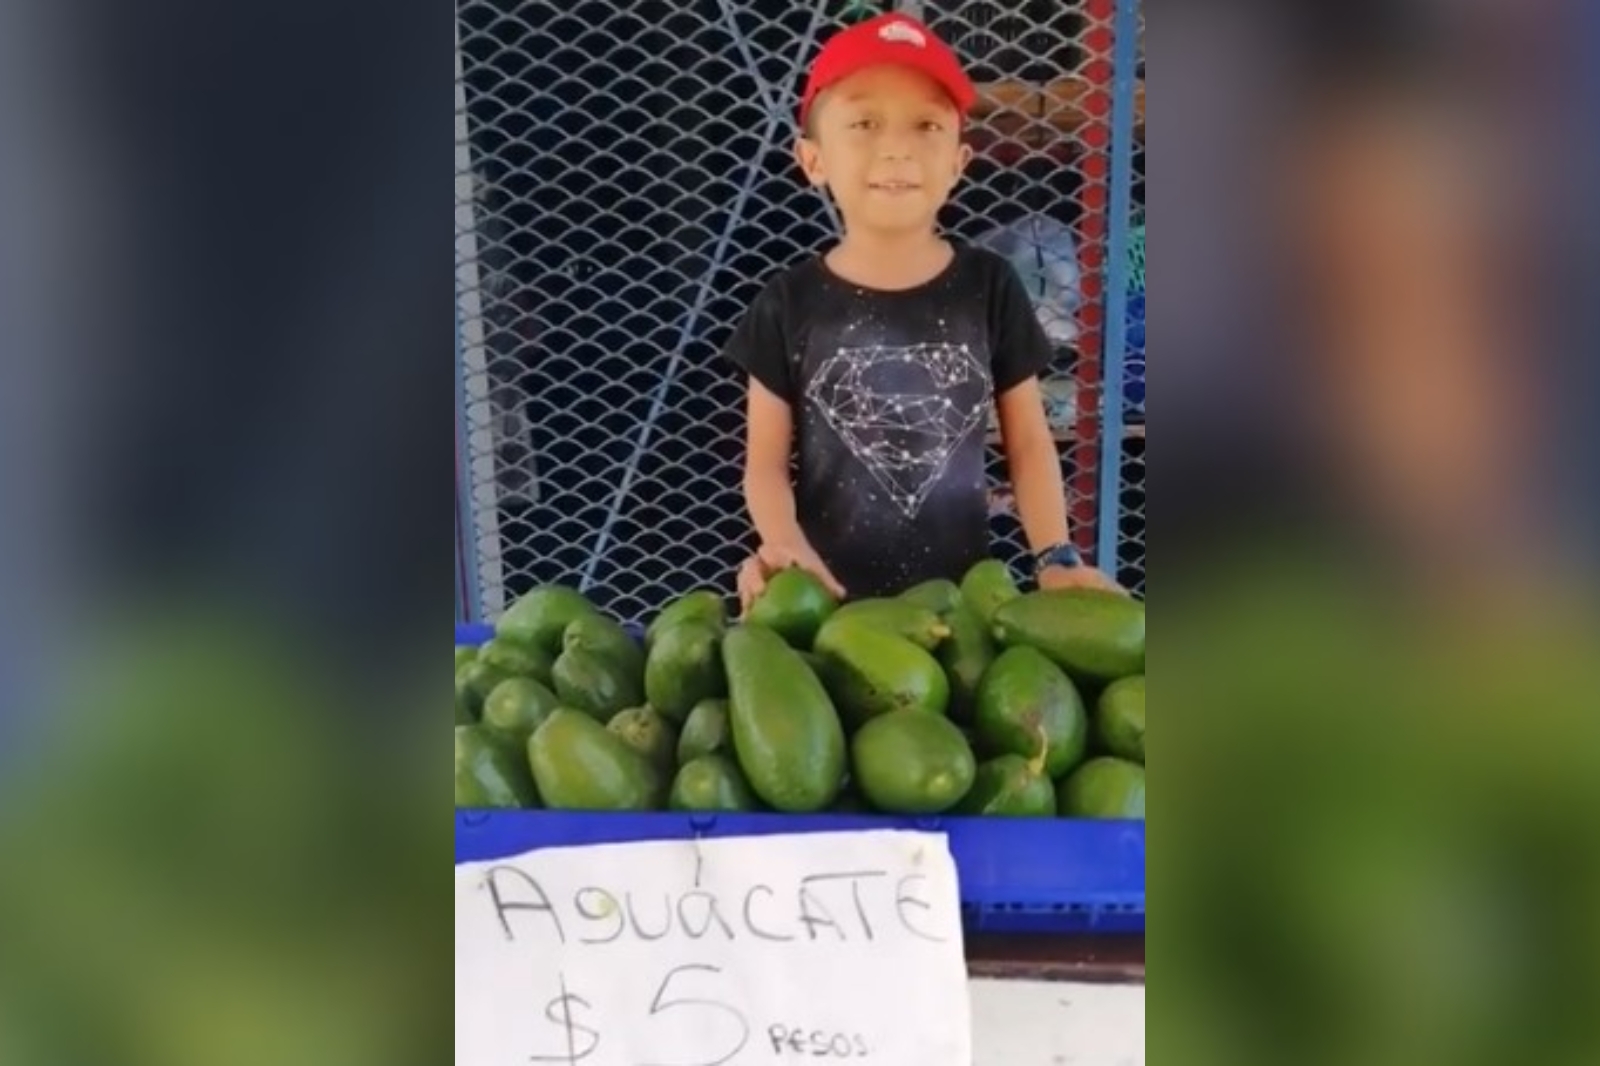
[[457, 811, 1145, 935], [1095, 0, 1141, 575], [455, 300, 484, 622]]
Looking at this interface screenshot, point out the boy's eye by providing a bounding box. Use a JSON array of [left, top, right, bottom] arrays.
[[849, 118, 877, 130], [919, 120, 944, 132]]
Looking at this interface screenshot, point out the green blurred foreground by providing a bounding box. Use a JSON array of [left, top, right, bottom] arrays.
[[1157, 544, 1600, 1066], [0, 601, 445, 1066], [0, 561, 1597, 1066]]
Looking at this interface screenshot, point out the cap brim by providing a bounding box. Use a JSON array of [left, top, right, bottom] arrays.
[[802, 58, 973, 124]]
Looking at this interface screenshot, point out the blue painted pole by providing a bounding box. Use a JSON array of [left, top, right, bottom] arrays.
[[1096, 0, 1140, 579]]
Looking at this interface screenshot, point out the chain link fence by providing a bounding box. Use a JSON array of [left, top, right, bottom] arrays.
[[455, 0, 1144, 623]]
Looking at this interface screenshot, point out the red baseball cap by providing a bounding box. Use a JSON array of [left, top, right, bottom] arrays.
[[799, 13, 976, 127]]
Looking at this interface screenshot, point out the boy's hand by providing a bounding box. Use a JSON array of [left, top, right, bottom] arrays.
[[1039, 564, 1126, 595], [737, 542, 847, 617]]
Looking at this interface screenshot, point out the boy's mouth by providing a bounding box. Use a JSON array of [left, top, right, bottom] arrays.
[[868, 181, 921, 193]]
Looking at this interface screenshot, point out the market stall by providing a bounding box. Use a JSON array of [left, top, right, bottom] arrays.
[[455, 0, 1146, 1060]]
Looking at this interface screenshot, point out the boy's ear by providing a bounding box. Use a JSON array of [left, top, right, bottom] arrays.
[[954, 141, 974, 179], [794, 135, 827, 188]]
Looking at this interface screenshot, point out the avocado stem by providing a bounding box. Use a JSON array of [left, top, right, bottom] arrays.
[[1028, 723, 1049, 777]]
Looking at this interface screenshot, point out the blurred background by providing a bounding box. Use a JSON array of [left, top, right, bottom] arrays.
[[1154, 2, 1600, 1065]]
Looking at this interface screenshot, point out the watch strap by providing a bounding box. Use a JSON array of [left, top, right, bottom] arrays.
[[1034, 542, 1083, 572]]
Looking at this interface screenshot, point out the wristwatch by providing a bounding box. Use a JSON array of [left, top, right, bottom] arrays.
[[1033, 542, 1083, 574]]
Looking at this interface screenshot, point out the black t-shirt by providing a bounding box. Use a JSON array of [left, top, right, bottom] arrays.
[[722, 245, 1054, 598]]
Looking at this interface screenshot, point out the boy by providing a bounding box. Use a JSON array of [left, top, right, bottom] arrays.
[[724, 13, 1121, 609]]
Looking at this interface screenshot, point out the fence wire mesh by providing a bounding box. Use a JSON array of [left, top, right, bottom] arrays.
[[456, 0, 1143, 623]]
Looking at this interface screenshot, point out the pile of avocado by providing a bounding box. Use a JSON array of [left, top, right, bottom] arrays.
[[455, 560, 1145, 820]]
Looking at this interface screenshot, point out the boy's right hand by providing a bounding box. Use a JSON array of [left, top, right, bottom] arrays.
[[736, 541, 847, 617]]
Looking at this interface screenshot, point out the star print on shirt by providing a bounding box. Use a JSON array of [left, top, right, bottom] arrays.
[[806, 341, 989, 518]]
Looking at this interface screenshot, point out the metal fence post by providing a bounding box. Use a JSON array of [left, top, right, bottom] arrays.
[[1096, 0, 1141, 582], [455, 300, 483, 623]]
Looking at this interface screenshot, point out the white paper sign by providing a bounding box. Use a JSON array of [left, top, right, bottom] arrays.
[[456, 830, 971, 1066]]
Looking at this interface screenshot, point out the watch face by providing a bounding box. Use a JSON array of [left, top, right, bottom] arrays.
[[1039, 546, 1080, 569]]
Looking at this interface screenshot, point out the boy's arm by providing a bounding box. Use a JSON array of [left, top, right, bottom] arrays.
[[996, 378, 1122, 592], [743, 379, 847, 599], [983, 253, 1118, 592], [745, 379, 805, 551]]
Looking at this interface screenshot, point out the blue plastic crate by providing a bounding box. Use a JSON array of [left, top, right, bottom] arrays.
[[457, 622, 495, 644], [456, 625, 1145, 934]]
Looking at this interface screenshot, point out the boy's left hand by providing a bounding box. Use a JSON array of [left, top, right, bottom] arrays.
[[1039, 564, 1125, 594]]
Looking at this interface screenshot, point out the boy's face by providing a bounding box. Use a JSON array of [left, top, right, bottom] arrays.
[[796, 65, 972, 236]]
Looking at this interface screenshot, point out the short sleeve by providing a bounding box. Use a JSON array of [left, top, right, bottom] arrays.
[[987, 257, 1056, 395], [721, 279, 794, 404]]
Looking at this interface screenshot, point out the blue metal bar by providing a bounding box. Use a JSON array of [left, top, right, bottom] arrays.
[[455, 298, 485, 622], [1096, 0, 1140, 577]]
